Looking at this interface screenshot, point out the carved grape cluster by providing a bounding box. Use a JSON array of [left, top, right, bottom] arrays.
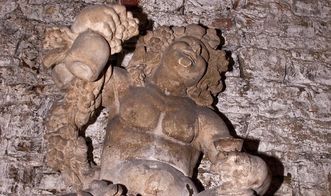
[[45, 76, 106, 189]]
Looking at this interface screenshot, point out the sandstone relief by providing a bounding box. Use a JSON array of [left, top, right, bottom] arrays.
[[43, 4, 271, 196]]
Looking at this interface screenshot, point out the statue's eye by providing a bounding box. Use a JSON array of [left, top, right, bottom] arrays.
[[178, 56, 193, 68]]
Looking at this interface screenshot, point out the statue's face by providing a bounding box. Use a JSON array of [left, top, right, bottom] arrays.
[[162, 37, 209, 88]]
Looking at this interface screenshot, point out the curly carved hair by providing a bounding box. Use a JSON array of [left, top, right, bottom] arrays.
[[127, 24, 229, 106]]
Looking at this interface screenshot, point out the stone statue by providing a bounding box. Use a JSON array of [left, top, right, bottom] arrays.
[[43, 4, 271, 196]]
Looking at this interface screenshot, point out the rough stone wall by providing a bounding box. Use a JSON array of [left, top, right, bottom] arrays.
[[0, 0, 330, 195]]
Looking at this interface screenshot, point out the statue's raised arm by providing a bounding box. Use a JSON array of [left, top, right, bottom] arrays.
[[43, 4, 138, 191], [44, 4, 138, 85]]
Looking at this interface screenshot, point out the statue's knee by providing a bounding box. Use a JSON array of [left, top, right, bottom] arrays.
[[233, 154, 271, 192], [211, 152, 271, 194], [249, 155, 271, 194]]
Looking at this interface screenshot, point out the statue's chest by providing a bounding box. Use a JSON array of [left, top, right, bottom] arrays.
[[119, 87, 197, 143]]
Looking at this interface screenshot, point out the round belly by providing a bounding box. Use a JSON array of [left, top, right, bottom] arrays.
[[102, 160, 198, 196]]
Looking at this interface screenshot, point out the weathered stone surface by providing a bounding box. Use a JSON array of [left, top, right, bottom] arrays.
[[140, 0, 184, 12], [0, 0, 330, 195], [0, 0, 17, 18]]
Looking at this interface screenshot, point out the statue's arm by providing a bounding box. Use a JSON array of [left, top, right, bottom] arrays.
[[43, 5, 138, 191], [101, 67, 131, 111], [45, 66, 131, 193], [193, 108, 271, 195], [193, 108, 240, 161]]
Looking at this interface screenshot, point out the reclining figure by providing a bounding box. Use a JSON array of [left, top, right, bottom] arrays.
[[43, 4, 271, 196]]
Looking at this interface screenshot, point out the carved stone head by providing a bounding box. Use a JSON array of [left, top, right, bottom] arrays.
[[152, 36, 209, 95], [127, 24, 229, 106]]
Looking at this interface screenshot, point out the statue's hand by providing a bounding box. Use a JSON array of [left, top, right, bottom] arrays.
[[213, 137, 243, 153], [63, 30, 111, 82], [62, 5, 139, 82]]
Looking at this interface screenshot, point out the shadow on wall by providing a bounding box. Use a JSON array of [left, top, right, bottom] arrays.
[[213, 109, 285, 195], [212, 50, 285, 195]]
